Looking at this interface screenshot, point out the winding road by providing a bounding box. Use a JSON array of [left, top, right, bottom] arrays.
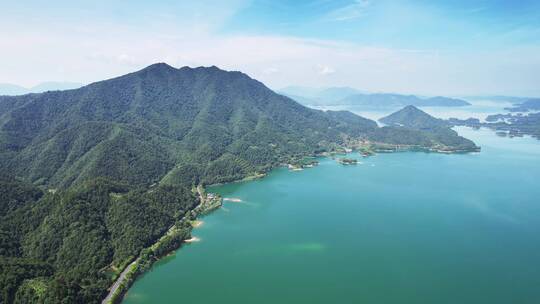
[[101, 259, 137, 304]]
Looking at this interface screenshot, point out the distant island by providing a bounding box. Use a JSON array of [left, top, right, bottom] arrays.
[[279, 86, 471, 108], [337, 158, 358, 165], [448, 112, 540, 139]]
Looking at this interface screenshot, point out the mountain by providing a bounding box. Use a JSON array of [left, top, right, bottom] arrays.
[[0, 82, 84, 96], [379, 105, 449, 129], [0, 84, 28, 96], [278, 86, 323, 99], [379, 106, 478, 152], [0, 64, 386, 189], [317, 87, 364, 102], [339, 93, 470, 107], [0, 63, 478, 303]]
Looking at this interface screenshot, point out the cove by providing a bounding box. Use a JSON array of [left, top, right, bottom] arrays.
[[123, 127, 540, 304]]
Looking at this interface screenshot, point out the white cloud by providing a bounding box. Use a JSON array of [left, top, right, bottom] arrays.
[[0, 3, 539, 96]]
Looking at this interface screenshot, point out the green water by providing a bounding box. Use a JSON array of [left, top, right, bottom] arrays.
[[124, 127, 540, 304]]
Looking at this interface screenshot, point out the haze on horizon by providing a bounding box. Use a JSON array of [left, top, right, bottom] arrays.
[[1, 0, 539, 97]]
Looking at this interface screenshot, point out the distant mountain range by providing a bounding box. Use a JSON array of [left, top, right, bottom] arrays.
[[279, 86, 470, 108], [0, 82, 84, 95], [279, 86, 366, 103]]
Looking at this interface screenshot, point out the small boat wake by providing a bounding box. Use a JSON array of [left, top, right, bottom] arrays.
[[184, 236, 201, 243], [223, 198, 243, 203]]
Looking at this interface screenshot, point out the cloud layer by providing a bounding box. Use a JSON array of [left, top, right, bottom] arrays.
[[1, 0, 539, 96]]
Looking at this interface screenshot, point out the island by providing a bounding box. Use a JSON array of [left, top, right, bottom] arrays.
[[337, 158, 358, 165], [448, 112, 540, 139]]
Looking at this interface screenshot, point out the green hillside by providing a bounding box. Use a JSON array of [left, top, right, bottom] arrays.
[[379, 105, 479, 152], [379, 105, 449, 129]]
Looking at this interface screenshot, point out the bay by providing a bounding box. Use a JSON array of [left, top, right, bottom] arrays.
[[124, 127, 540, 304]]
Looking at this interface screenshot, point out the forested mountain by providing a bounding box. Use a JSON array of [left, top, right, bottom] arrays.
[[0, 63, 479, 303], [379, 106, 478, 152], [379, 105, 449, 129]]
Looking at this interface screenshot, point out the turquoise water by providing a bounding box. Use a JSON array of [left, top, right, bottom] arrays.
[[124, 127, 540, 304]]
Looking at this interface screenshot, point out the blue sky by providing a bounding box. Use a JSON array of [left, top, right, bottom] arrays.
[[223, 0, 540, 49], [1, 0, 539, 96]]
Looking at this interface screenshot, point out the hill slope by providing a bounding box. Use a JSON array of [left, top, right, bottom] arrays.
[[379, 106, 478, 152], [379, 105, 449, 129], [0, 64, 377, 188]]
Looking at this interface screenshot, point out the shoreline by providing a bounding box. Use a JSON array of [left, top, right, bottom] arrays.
[[102, 186, 221, 304], [103, 142, 480, 303]]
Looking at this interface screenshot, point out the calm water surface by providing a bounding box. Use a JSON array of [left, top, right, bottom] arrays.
[[124, 127, 540, 304]]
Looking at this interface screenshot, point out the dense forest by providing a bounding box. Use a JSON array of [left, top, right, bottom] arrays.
[[0, 63, 479, 303], [0, 176, 196, 303]]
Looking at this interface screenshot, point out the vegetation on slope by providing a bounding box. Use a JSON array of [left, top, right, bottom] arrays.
[[378, 105, 479, 152], [0, 176, 196, 303]]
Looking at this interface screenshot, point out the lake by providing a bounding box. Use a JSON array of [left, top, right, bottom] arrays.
[[124, 127, 540, 304]]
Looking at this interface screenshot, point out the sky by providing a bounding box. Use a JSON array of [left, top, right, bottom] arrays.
[[1, 0, 539, 96]]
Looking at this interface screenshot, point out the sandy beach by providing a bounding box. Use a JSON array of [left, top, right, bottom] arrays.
[[191, 220, 204, 228]]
